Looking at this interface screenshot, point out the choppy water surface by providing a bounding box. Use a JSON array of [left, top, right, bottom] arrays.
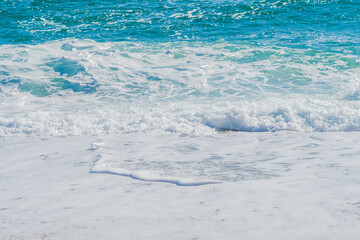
[[2, 0, 360, 47], [1, 0, 360, 136]]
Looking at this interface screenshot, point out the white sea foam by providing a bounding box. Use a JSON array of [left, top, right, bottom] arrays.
[[1, 39, 360, 136], [91, 163, 221, 186]]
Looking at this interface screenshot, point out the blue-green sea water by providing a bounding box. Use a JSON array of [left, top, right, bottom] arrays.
[[1, 0, 360, 136], [1, 0, 360, 47]]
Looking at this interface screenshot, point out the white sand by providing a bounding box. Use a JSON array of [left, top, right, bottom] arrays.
[[1, 132, 360, 239]]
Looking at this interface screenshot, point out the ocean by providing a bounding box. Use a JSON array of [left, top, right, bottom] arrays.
[[1, 0, 360, 136], [1, 1, 360, 239], [2, 0, 360, 180]]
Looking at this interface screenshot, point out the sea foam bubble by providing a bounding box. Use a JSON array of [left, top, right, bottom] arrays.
[[1, 39, 359, 136]]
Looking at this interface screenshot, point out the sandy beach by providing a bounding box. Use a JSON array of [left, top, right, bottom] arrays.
[[1, 133, 359, 240]]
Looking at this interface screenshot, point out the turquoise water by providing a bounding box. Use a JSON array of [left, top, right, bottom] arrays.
[[1, 0, 360, 48], [0, 0, 360, 135]]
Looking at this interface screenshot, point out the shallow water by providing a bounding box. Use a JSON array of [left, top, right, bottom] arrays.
[[1, 0, 360, 179], [90, 132, 360, 184], [1, 38, 360, 136], [1, 1, 360, 136]]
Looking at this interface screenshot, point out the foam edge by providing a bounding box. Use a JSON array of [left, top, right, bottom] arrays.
[[90, 162, 222, 186]]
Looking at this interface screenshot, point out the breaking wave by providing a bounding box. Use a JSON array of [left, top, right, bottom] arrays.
[[1, 39, 360, 136]]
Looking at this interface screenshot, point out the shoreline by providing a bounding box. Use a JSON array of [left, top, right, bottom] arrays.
[[1, 133, 359, 239]]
